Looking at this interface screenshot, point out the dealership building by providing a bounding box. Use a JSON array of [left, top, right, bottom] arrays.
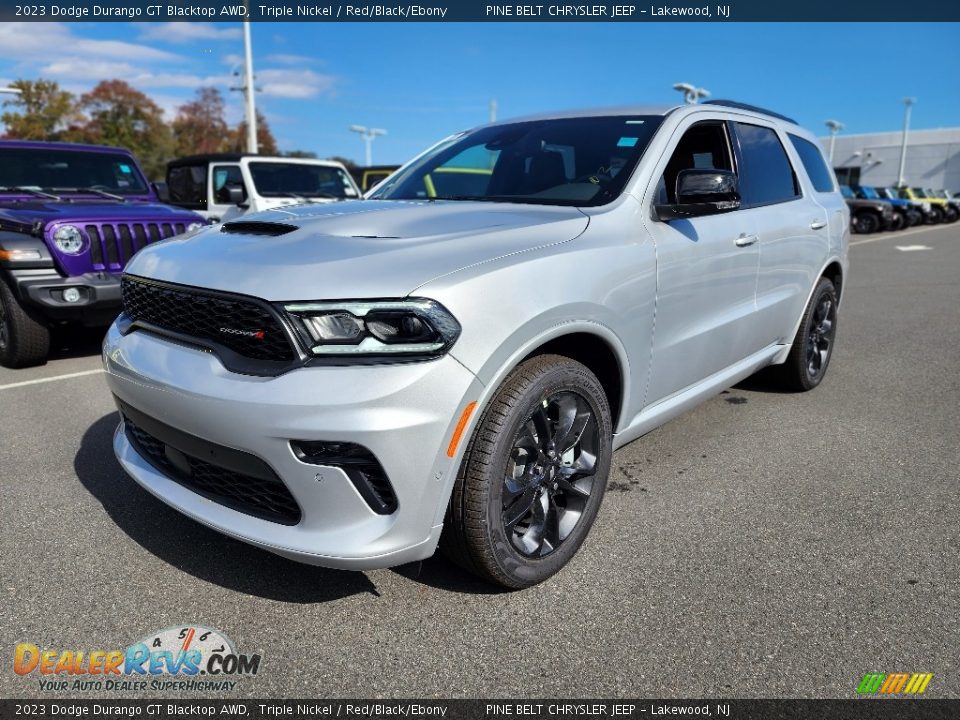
[[818, 127, 960, 192]]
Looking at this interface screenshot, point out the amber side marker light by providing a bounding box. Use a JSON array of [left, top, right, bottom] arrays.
[[447, 401, 478, 458]]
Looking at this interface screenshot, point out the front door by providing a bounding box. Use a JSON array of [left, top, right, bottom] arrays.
[[641, 118, 762, 405]]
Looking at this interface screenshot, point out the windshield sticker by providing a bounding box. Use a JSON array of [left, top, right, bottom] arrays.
[[119, 164, 132, 173], [617, 137, 639, 147], [625, 120, 646, 124]]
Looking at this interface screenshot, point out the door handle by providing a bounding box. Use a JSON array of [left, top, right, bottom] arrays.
[[810, 220, 827, 230], [735, 233, 758, 247]]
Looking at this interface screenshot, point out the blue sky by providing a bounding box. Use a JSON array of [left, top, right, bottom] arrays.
[[1, 21, 957, 164]]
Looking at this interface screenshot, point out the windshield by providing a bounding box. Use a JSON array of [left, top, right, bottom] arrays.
[[840, 185, 854, 199], [859, 186, 879, 199], [247, 162, 358, 199], [912, 187, 927, 197], [0, 147, 148, 195], [370, 115, 664, 207]]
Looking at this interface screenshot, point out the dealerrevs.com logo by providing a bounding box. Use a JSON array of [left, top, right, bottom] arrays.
[[856, 672, 934, 695], [14, 625, 261, 693]]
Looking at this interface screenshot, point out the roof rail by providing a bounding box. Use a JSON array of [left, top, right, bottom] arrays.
[[701, 100, 797, 124]]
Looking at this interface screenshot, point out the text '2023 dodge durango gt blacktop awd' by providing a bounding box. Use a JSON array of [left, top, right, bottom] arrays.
[[104, 101, 849, 588]]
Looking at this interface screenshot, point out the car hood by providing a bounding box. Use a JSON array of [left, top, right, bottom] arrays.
[[0, 199, 203, 229], [125, 199, 589, 300]]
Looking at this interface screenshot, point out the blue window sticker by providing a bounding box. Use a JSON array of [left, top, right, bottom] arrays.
[[119, 164, 132, 173], [617, 137, 639, 148]]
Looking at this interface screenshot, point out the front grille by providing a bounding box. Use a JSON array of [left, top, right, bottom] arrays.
[[124, 414, 301, 525], [121, 276, 295, 362], [84, 222, 186, 270]]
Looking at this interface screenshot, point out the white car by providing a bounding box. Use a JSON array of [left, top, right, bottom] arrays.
[[164, 154, 361, 222], [106, 101, 849, 588]]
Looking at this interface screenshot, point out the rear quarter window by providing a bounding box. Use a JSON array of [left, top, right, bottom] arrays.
[[788, 134, 836, 193]]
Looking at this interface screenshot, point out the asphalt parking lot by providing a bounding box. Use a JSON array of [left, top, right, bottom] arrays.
[[2, 223, 958, 700]]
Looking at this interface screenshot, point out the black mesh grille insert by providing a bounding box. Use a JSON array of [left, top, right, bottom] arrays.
[[121, 276, 295, 362], [124, 413, 301, 525]]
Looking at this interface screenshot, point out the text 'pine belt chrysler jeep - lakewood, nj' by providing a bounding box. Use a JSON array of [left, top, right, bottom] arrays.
[[0, 141, 208, 368], [104, 101, 849, 588]]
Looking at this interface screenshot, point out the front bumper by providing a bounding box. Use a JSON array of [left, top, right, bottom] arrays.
[[16, 270, 122, 324], [103, 322, 483, 569]]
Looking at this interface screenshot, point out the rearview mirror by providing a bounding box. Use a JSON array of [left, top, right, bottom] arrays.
[[656, 169, 740, 221]]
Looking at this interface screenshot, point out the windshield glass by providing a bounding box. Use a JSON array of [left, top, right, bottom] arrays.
[[840, 185, 854, 199], [247, 162, 358, 199], [859, 186, 879, 199], [0, 147, 148, 195], [912, 187, 927, 197], [370, 115, 664, 207]]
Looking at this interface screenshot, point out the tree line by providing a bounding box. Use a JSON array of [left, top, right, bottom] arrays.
[[0, 79, 330, 179]]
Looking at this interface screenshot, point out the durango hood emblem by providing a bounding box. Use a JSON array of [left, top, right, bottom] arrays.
[[219, 327, 266, 340]]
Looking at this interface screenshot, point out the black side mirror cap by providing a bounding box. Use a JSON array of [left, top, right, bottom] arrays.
[[655, 169, 741, 221], [227, 186, 246, 206], [152, 181, 170, 203]]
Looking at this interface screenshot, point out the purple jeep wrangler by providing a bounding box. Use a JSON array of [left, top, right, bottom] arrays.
[[0, 141, 207, 368]]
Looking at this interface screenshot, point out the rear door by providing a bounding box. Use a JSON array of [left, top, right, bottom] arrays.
[[730, 121, 828, 346]]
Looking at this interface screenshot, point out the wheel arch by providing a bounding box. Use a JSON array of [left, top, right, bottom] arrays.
[[519, 331, 626, 431]]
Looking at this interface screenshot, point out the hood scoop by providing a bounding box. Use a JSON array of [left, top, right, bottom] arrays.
[[221, 221, 298, 236]]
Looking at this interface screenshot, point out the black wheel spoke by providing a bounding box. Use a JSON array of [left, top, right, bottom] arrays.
[[541, 497, 561, 555], [503, 486, 538, 530], [530, 404, 552, 450], [557, 473, 593, 501], [553, 395, 592, 454]]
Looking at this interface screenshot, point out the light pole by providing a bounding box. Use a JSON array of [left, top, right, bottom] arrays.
[[825, 119, 844, 164], [897, 97, 916, 188], [672, 82, 710, 104], [349, 125, 387, 166], [241, 9, 258, 154], [0, 87, 21, 96]]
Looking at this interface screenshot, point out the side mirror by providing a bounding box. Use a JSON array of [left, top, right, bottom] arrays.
[[656, 169, 740, 221], [152, 181, 170, 203], [227, 186, 246, 206]]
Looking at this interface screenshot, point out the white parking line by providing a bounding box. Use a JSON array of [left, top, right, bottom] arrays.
[[0, 368, 104, 391], [850, 224, 949, 246]]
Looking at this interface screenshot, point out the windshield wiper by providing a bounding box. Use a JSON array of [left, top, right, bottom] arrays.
[[60, 187, 127, 201], [0, 186, 62, 200]]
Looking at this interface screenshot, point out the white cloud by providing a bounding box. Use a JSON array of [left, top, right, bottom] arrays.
[[257, 69, 336, 99], [137, 22, 242, 44], [0, 23, 179, 63], [265, 53, 319, 66], [37, 59, 232, 90]]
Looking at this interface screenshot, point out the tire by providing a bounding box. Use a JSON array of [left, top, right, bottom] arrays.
[[772, 277, 838, 392], [0, 280, 50, 368], [944, 207, 959, 223], [927, 206, 943, 224], [440, 354, 612, 589], [852, 211, 880, 234], [888, 211, 906, 231]]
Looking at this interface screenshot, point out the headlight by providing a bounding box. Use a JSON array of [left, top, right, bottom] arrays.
[[284, 298, 460, 358], [53, 225, 84, 254], [922, 202, 931, 212], [186, 222, 204, 232]]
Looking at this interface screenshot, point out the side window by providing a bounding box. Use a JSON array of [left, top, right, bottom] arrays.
[[660, 121, 734, 204], [788, 134, 835, 193], [212, 165, 247, 204], [167, 165, 207, 208], [735, 123, 800, 207]]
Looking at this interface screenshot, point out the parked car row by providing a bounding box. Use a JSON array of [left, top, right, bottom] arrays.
[[841, 183, 960, 233]]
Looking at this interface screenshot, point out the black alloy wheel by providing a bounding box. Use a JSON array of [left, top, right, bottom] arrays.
[[502, 390, 599, 558]]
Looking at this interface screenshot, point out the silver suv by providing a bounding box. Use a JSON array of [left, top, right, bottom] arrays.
[[104, 101, 849, 588]]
